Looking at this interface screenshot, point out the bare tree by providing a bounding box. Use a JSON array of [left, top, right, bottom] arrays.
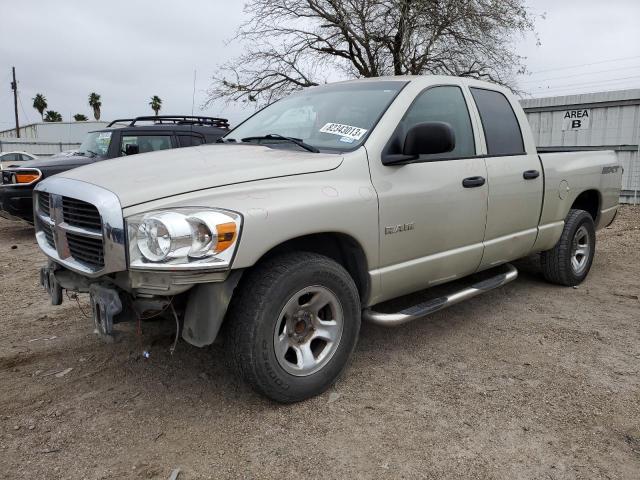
[[207, 0, 538, 106]]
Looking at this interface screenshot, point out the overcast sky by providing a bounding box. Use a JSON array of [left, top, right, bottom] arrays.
[[1, 0, 639, 130]]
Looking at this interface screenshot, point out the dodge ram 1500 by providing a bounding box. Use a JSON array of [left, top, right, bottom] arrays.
[[34, 76, 622, 402]]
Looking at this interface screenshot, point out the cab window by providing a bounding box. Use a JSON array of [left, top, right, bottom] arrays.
[[470, 87, 525, 156], [121, 135, 173, 155], [403, 86, 476, 159]]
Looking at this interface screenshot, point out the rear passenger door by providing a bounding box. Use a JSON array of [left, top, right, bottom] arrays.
[[469, 87, 543, 268]]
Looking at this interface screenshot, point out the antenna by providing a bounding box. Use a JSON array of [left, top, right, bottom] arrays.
[[191, 69, 197, 116]]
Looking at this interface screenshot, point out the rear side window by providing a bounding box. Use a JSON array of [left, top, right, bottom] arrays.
[[121, 135, 172, 155], [403, 85, 475, 159], [178, 134, 205, 147], [470, 88, 524, 156]]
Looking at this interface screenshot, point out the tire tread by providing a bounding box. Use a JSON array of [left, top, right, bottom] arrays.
[[540, 209, 595, 286], [225, 252, 359, 402]]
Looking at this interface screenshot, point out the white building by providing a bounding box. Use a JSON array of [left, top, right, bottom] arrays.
[[0, 120, 109, 142], [0, 121, 109, 157], [521, 89, 640, 204]]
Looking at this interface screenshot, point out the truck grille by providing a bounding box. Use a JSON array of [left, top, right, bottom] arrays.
[[35, 192, 105, 270], [62, 197, 102, 230], [41, 221, 55, 248], [34, 178, 126, 277], [38, 192, 51, 217], [67, 233, 105, 269]]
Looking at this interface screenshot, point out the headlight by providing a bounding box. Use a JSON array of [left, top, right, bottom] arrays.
[[127, 208, 242, 271], [1, 168, 42, 185]]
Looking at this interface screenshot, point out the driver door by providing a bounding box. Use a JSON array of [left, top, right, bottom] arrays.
[[369, 85, 488, 302]]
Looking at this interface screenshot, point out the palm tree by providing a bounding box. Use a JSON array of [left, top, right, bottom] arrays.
[[44, 111, 63, 122], [32, 94, 47, 120], [149, 95, 162, 116], [74, 113, 88, 121], [88, 93, 102, 120]]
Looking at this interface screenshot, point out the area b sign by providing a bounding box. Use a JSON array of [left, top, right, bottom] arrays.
[[562, 109, 590, 130]]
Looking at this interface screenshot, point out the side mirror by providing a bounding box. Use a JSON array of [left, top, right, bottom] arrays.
[[403, 121, 455, 157], [125, 144, 139, 156]]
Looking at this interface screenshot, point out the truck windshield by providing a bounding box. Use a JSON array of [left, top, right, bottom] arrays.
[[225, 81, 407, 151], [78, 131, 112, 158]]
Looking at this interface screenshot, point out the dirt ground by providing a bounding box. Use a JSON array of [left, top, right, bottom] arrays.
[[0, 208, 638, 479]]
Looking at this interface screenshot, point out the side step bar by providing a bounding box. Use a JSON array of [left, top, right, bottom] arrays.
[[363, 264, 518, 327]]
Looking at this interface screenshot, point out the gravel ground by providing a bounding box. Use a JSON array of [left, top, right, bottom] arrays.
[[0, 207, 639, 479]]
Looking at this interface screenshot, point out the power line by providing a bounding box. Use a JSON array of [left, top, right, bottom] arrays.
[[17, 92, 32, 125], [518, 64, 640, 85], [528, 74, 640, 92], [524, 55, 640, 75], [525, 80, 640, 97]]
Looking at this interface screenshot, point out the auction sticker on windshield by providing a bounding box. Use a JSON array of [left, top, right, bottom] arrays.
[[320, 123, 367, 140]]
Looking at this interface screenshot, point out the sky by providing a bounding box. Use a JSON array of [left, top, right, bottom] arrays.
[[1, 0, 639, 130]]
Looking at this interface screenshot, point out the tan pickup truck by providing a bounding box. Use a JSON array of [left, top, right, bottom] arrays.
[[34, 76, 622, 402]]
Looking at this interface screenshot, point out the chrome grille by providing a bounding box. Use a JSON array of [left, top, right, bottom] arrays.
[[41, 221, 55, 248], [34, 177, 126, 278], [67, 232, 104, 269], [38, 192, 51, 217], [62, 197, 102, 230], [35, 191, 105, 271]]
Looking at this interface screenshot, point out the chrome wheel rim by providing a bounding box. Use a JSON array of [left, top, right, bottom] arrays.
[[273, 286, 344, 377], [571, 225, 591, 275]]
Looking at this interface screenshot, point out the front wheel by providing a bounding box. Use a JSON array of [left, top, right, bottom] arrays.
[[225, 252, 361, 403], [540, 209, 596, 286]]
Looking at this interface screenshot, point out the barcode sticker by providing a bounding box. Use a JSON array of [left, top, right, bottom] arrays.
[[319, 123, 367, 140]]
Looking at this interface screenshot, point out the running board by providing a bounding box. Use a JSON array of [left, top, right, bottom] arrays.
[[363, 264, 518, 327]]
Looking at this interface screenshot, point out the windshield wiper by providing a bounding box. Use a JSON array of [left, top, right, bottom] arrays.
[[78, 150, 97, 158], [241, 134, 319, 153]]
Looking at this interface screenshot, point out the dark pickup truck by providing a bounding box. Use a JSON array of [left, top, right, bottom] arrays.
[[0, 115, 229, 223]]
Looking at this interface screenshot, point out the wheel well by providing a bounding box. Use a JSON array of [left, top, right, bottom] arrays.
[[571, 190, 600, 221], [260, 233, 370, 304]]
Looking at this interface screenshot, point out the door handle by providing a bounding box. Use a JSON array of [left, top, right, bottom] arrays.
[[523, 169, 540, 180], [462, 176, 486, 188]]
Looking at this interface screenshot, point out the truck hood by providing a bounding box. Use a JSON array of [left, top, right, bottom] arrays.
[[58, 144, 343, 207], [18, 155, 94, 170]]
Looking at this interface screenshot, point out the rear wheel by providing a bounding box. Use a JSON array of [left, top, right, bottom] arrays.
[[225, 252, 361, 403], [540, 209, 596, 286]]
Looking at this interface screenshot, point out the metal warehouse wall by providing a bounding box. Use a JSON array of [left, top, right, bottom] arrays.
[[521, 89, 640, 204]]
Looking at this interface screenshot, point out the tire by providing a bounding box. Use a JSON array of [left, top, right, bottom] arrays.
[[225, 252, 361, 403], [540, 209, 596, 286]]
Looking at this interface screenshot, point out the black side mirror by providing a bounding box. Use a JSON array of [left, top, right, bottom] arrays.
[[404, 121, 455, 157], [125, 144, 139, 156]]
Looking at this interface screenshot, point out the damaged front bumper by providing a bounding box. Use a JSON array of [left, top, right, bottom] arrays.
[[39, 262, 242, 347], [40, 263, 124, 339]]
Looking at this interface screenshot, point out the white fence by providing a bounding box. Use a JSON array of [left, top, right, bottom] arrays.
[[0, 139, 81, 157]]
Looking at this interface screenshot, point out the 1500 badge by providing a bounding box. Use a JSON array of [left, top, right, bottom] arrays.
[[385, 222, 415, 235]]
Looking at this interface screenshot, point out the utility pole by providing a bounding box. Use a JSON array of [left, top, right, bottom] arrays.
[[11, 67, 20, 138]]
